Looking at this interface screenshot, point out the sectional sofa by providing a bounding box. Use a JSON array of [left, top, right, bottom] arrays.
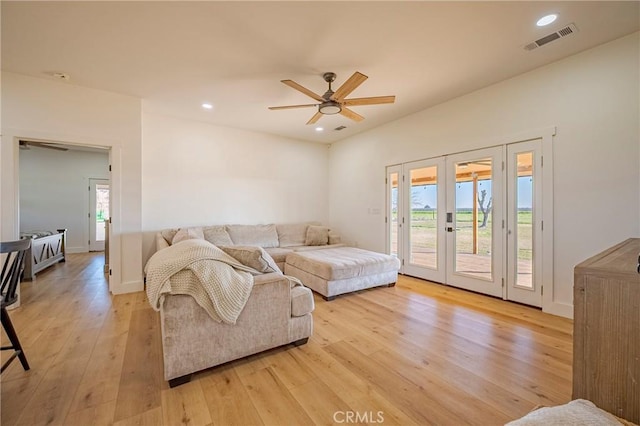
[[150, 222, 399, 386], [156, 222, 400, 301], [156, 222, 344, 271]]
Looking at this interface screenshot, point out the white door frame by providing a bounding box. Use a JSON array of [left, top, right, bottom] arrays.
[[10, 133, 119, 295], [386, 165, 403, 269]]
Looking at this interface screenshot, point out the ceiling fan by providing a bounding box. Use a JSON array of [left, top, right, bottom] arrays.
[[19, 140, 68, 151], [269, 71, 395, 125]]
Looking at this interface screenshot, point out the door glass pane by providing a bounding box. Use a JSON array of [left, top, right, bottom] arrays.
[[454, 159, 492, 280], [516, 152, 533, 288], [409, 166, 437, 269], [390, 173, 399, 257], [95, 184, 109, 242]]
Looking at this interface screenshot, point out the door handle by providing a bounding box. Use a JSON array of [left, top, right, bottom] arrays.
[[446, 227, 455, 232]]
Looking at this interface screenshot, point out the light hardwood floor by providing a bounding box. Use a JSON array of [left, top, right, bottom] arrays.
[[1, 252, 573, 425]]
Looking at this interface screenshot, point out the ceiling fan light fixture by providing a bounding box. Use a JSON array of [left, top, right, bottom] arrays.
[[319, 101, 341, 115]]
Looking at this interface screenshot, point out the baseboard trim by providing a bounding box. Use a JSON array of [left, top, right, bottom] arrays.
[[66, 247, 87, 254], [111, 280, 144, 294], [543, 301, 573, 319]]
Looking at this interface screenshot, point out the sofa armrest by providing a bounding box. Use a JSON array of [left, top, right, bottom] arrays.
[[252, 272, 293, 315], [253, 273, 315, 319], [291, 286, 314, 317]]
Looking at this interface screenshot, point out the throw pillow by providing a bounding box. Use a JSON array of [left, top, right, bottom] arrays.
[[328, 231, 342, 245], [172, 227, 204, 244], [305, 225, 329, 246], [161, 229, 178, 245], [220, 246, 282, 274], [203, 226, 233, 246], [276, 223, 310, 248]]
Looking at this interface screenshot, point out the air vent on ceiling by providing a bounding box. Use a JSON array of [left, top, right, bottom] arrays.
[[334, 125, 347, 131], [523, 23, 579, 51]]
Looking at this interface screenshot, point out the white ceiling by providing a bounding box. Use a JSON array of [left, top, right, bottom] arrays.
[[2, 1, 638, 144]]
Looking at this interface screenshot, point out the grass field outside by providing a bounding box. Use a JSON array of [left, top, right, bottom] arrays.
[[392, 209, 533, 261]]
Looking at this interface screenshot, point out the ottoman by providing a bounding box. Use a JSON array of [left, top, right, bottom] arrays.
[[284, 247, 401, 300]]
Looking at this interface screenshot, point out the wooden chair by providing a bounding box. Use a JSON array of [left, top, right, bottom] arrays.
[[1, 239, 31, 373]]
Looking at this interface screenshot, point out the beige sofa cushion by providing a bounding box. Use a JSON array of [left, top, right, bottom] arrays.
[[291, 244, 345, 252], [264, 247, 294, 265], [203, 226, 233, 246], [305, 225, 330, 246], [226, 224, 279, 248], [277, 223, 310, 248], [172, 227, 204, 244], [221, 246, 282, 274], [286, 247, 401, 281], [291, 286, 314, 317]]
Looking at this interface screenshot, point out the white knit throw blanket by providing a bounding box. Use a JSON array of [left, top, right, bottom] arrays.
[[145, 239, 259, 324]]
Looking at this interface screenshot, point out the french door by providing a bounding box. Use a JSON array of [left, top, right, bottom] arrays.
[[387, 140, 548, 307], [400, 158, 446, 283], [506, 140, 543, 307], [445, 147, 503, 297]]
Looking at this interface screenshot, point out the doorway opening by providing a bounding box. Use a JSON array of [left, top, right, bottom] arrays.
[[18, 139, 111, 281]]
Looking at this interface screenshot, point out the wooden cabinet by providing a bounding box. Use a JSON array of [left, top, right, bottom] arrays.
[[573, 238, 640, 423]]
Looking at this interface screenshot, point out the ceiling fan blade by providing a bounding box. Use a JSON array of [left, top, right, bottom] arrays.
[[21, 141, 68, 151], [306, 111, 323, 125], [281, 80, 323, 102], [340, 107, 365, 122], [38, 144, 68, 151], [331, 71, 368, 101], [268, 104, 317, 110], [342, 96, 395, 106]]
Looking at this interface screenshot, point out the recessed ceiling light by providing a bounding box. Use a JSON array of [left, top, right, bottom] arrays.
[[536, 14, 557, 27], [201, 103, 213, 110], [315, 127, 324, 132]]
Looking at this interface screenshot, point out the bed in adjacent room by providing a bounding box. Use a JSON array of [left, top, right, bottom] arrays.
[[20, 229, 67, 280]]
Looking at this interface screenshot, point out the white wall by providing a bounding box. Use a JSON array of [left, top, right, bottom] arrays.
[[329, 32, 640, 317], [141, 112, 330, 262], [1, 72, 143, 294], [19, 147, 109, 252]]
